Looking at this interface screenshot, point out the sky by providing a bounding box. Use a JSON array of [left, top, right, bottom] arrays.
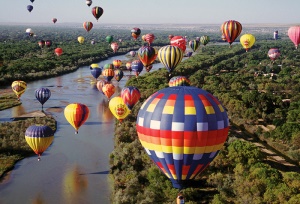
[[1, 0, 300, 25]]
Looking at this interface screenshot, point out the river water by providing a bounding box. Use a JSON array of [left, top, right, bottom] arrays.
[[0, 53, 165, 204]]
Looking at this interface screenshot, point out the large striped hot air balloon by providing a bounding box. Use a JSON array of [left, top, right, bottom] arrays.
[[240, 33, 256, 52], [138, 46, 158, 68], [25, 125, 54, 161], [288, 26, 300, 49], [221, 20, 242, 47], [158, 45, 183, 73], [136, 86, 229, 189], [102, 68, 114, 82], [189, 40, 200, 52], [35, 87, 51, 109], [11, 80, 27, 100], [109, 96, 130, 122], [64, 103, 90, 134], [121, 86, 141, 110], [91, 6, 104, 21], [83, 21, 93, 32]]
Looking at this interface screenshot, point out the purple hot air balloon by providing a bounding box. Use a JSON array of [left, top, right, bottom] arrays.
[[131, 60, 144, 77], [27, 5, 33, 12], [91, 67, 102, 79], [35, 87, 51, 109], [268, 48, 280, 61]]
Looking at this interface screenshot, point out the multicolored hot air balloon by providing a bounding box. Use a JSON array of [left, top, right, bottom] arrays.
[[102, 83, 115, 100], [25, 125, 54, 161], [35, 87, 51, 109], [240, 33, 256, 52], [54, 48, 63, 56], [288, 26, 300, 49], [91, 6, 104, 21], [129, 51, 136, 57], [113, 60, 122, 69], [86, 0, 92, 7], [114, 69, 124, 82], [158, 45, 184, 73], [138, 46, 158, 69], [121, 86, 140, 110], [169, 76, 191, 87], [200, 35, 210, 46], [109, 96, 130, 122], [131, 27, 141, 40], [52, 18, 57, 24], [102, 68, 114, 82], [77, 36, 85, 44], [83, 21, 93, 32], [189, 40, 200, 52], [221, 20, 242, 47], [64, 103, 90, 134], [27, 5, 33, 13], [96, 79, 109, 94], [170, 36, 186, 52], [274, 31, 278, 40], [268, 48, 281, 61], [11, 80, 27, 100], [131, 60, 144, 77], [111, 42, 119, 53], [144, 33, 155, 45], [136, 86, 229, 189]]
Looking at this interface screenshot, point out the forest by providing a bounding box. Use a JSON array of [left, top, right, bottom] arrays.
[[0, 25, 300, 203]]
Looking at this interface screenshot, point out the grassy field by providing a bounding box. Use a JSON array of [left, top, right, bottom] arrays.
[[0, 92, 21, 111]]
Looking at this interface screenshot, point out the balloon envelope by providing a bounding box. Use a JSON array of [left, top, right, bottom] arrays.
[[109, 96, 130, 122], [83, 22, 93, 32], [111, 42, 119, 53], [288, 26, 300, 49], [158, 45, 183, 73], [91, 68, 102, 79], [54, 48, 63, 56], [27, 5, 33, 12], [189, 40, 200, 52], [102, 68, 114, 82], [64, 103, 90, 134], [114, 69, 124, 82], [268, 48, 280, 61], [136, 86, 229, 189], [102, 84, 115, 100], [200, 35, 210, 46], [11, 80, 27, 100], [221, 20, 242, 46], [121, 86, 140, 110], [170, 36, 186, 52], [138, 46, 158, 67], [113, 60, 122, 69], [35, 87, 51, 107], [169, 76, 191, 87], [240, 34, 255, 52], [91, 6, 104, 21], [78, 36, 85, 44], [131, 60, 144, 76]]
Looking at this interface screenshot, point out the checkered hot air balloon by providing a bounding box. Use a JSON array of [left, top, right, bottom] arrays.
[[136, 86, 229, 189]]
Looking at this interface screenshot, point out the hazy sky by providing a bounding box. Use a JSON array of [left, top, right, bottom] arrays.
[[1, 0, 300, 25]]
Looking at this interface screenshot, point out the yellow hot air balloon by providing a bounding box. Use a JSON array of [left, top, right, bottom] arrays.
[[109, 96, 130, 122], [78, 36, 85, 44], [64, 103, 90, 134], [240, 34, 255, 52], [11, 80, 27, 100]]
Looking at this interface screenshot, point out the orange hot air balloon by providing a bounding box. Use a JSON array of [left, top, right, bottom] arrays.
[[221, 20, 242, 47], [83, 21, 93, 32], [102, 68, 114, 82], [102, 83, 115, 100], [54, 48, 63, 56], [111, 42, 119, 53], [64, 103, 90, 134], [96, 79, 109, 94]]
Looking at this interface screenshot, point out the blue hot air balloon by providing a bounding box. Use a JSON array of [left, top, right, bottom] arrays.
[[131, 60, 144, 77], [27, 5, 33, 12], [35, 87, 51, 109], [91, 67, 102, 79]]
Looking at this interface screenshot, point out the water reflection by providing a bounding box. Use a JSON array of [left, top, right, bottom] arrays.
[[97, 99, 114, 122], [11, 104, 26, 117]]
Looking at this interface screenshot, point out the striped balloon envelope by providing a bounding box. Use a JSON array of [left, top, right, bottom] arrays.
[[221, 20, 242, 47], [35, 87, 51, 109], [200, 35, 210, 46], [188, 40, 200, 52], [25, 125, 54, 161], [112, 60, 122, 69], [121, 86, 141, 110], [102, 68, 115, 82], [11, 80, 27, 100], [168, 76, 191, 87], [136, 86, 229, 189], [158, 45, 183, 73], [64, 103, 90, 134]]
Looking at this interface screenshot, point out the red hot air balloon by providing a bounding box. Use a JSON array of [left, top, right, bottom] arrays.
[[111, 42, 119, 53], [91, 6, 104, 21], [121, 86, 140, 110], [54, 48, 63, 56], [38, 40, 45, 48], [268, 48, 280, 61], [45, 40, 52, 48], [83, 22, 93, 32], [144, 33, 155, 45], [221, 20, 242, 47], [288, 26, 300, 49], [170, 36, 187, 52], [136, 86, 229, 189], [52, 18, 57, 24]]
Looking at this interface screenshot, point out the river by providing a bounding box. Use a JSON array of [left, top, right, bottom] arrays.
[[0, 52, 166, 204]]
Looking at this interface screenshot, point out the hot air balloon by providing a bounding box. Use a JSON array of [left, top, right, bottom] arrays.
[[200, 35, 210, 46], [103, 63, 114, 70], [86, 0, 92, 6], [131, 27, 141, 40], [91, 6, 104, 21], [38, 40, 45, 48], [83, 21, 93, 32], [169, 76, 191, 87], [25, 28, 34, 37], [114, 69, 124, 82], [288, 26, 300, 49], [131, 60, 144, 77], [90, 67, 102, 79], [195, 37, 200, 42], [25, 125, 54, 161], [27, 5, 33, 13], [144, 33, 155, 45], [91, 39, 96, 45], [240, 33, 255, 52], [121, 86, 140, 110], [111, 42, 119, 53], [102, 84, 115, 100], [102, 68, 114, 82], [126, 62, 132, 72], [64, 103, 90, 134], [11, 80, 27, 100], [273, 31, 278, 40], [45, 40, 52, 48], [77, 36, 85, 44], [129, 51, 136, 57], [189, 40, 200, 52], [136, 86, 229, 189], [268, 48, 281, 61], [168, 35, 174, 41], [138, 46, 158, 69], [35, 87, 51, 109], [170, 36, 186, 52], [96, 79, 109, 94], [113, 60, 122, 69], [109, 96, 130, 122], [185, 51, 193, 58], [52, 18, 57, 24], [54, 48, 63, 56], [221, 20, 242, 47], [30, 0, 35, 3], [90, 63, 99, 70], [158, 45, 184, 73], [105, 35, 113, 43]]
